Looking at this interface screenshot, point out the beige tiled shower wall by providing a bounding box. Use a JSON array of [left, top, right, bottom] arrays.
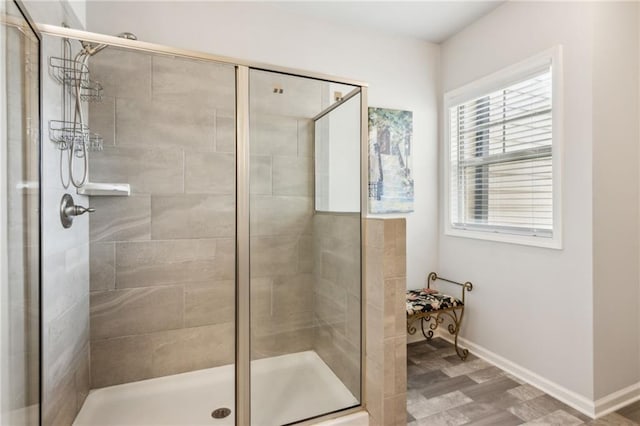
[[312, 212, 362, 399], [365, 218, 407, 426], [87, 51, 237, 388], [249, 111, 317, 360], [40, 30, 91, 426]]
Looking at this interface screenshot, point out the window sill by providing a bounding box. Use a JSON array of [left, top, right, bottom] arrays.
[[444, 226, 562, 250]]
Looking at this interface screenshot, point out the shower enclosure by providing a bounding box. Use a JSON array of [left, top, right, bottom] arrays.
[[8, 18, 366, 425]]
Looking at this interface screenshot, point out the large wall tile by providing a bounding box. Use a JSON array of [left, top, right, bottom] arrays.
[[250, 236, 299, 277], [89, 49, 152, 100], [89, 196, 151, 242], [249, 114, 298, 156], [213, 238, 236, 280], [91, 323, 235, 388], [249, 277, 272, 318], [42, 246, 88, 324], [89, 96, 115, 146], [312, 212, 363, 402], [298, 119, 314, 157], [250, 155, 272, 195], [215, 113, 235, 153], [90, 285, 183, 340], [253, 309, 315, 337], [315, 288, 346, 331], [272, 273, 314, 315], [91, 334, 153, 388], [298, 234, 314, 273], [346, 293, 362, 344], [383, 393, 407, 426], [185, 151, 235, 194], [251, 195, 312, 237], [116, 97, 214, 151], [42, 354, 80, 426], [364, 218, 407, 425], [314, 321, 361, 399], [151, 194, 235, 239], [366, 245, 384, 310], [149, 323, 235, 377], [89, 145, 183, 194], [383, 219, 406, 279], [251, 328, 314, 360], [115, 239, 217, 288], [151, 56, 235, 113], [184, 280, 235, 327], [90, 242, 115, 292], [272, 155, 313, 196], [45, 296, 89, 397], [384, 278, 400, 338]]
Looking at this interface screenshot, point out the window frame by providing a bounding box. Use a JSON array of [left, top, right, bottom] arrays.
[[442, 46, 563, 249]]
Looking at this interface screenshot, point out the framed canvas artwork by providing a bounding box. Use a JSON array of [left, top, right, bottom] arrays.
[[368, 107, 414, 213]]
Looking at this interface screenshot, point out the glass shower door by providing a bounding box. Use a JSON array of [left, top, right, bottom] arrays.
[[1, 1, 41, 424], [39, 29, 238, 425], [248, 69, 362, 425]]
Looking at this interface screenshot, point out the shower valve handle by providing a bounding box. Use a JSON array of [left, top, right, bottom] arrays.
[[65, 205, 95, 216], [60, 193, 95, 229]]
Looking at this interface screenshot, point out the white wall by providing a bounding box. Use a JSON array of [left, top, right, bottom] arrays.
[[440, 1, 596, 401], [86, 1, 440, 291], [592, 1, 640, 400], [21, 0, 83, 28], [67, 0, 85, 28], [440, 0, 640, 410]]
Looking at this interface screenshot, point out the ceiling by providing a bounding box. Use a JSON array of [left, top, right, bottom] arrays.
[[270, 1, 503, 43]]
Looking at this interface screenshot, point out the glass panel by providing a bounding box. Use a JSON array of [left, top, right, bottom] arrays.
[[315, 93, 361, 212], [1, 1, 41, 424], [40, 32, 236, 425], [249, 69, 361, 424]]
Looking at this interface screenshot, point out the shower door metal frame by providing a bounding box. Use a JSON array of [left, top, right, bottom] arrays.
[[3, 1, 43, 425], [235, 65, 251, 426], [34, 23, 369, 426]]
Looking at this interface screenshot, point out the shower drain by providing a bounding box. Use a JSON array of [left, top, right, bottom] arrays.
[[211, 408, 232, 419]]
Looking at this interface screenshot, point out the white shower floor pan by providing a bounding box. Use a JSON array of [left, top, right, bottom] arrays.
[[73, 351, 359, 426]]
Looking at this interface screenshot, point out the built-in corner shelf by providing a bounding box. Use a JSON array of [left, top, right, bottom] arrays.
[[77, 182, 130, 197]]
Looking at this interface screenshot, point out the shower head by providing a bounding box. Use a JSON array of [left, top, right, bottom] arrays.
[[80, 40, 108, 56], [79, 31, 138, 56], [117, 32, 137, 41]]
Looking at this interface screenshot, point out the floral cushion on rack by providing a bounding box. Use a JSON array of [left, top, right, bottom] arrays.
[[406, 289, 463, 315]]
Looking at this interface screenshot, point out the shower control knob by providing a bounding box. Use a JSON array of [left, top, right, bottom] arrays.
[[66, 205, 96, 216], [60, 193, 95, 229]]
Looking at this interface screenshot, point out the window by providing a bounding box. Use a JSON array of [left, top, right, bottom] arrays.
[[444, 49, 562, 248]]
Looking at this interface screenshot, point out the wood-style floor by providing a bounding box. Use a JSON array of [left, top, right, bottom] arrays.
[[407, 338, 640, 425]]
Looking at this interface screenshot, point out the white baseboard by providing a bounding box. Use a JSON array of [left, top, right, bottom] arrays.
[[594, 382, 640, 418], [407, 331, 427, 344], [433, 333, 640, 419], [435, 333, 596, 418]]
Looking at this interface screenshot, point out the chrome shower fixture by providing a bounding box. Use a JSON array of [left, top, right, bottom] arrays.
[[80, 40, 107, 56], [52, 29, 139, 190], [118, 32, 137, 41], [79, 31, 138, 57]]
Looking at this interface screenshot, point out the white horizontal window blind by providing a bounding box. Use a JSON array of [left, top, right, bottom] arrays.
[[449, 67, 553, 238]]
